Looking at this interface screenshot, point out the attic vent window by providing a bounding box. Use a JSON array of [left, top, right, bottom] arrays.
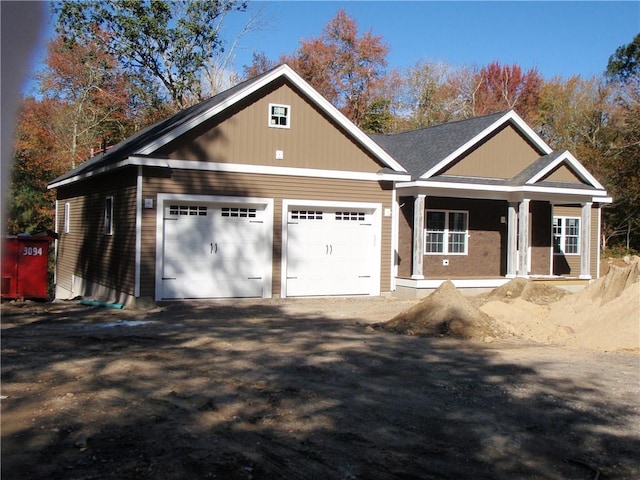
[[269, 103, 290, 128]]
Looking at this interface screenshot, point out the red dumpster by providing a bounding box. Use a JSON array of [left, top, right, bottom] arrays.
[[1, 236, 53, 300]]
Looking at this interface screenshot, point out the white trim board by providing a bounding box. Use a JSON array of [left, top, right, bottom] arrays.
[[421, 110, 553, 179], [137, 65, 407, 174], [49, 156, 410, 189]]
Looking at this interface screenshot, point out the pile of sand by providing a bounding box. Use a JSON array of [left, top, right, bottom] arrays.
[[376, 280, 504, 340], [479, 277, 569, 305], [380, 257, 640, 353]]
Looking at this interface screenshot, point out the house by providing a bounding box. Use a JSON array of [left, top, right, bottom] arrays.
[[48, 64, 410, 306], [48, 65, 610, 306], [369, 110, 611, 297]]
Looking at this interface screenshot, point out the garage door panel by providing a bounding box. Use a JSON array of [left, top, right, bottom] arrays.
[[161, 201, 269, 299], [285, 207, 378, 297]]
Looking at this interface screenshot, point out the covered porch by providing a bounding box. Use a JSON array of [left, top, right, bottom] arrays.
[[393, 180, 609, 298]]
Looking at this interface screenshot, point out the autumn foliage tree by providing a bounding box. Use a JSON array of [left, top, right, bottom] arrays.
[[281, 9, 389, 127], [8, 98, 67, 234], [470, 61, 543, 123], [39, 36, 133, 167], [7, 37, 133, 235]]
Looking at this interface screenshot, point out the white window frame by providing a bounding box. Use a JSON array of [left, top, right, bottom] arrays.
[[104, 196, 114, 236], [64, 202, 70, 234], [553, 216, 580, 255], [268, 103, 290, 129], [424, 209, 469, 255]]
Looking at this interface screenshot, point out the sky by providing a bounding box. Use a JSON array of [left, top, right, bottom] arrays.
[[226, 0, 639, 79], [20, 0, 640, 95]]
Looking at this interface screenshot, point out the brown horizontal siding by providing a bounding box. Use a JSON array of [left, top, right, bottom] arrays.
[[446, 124, 542, 179], [140, 168, 394, 298], [543, 165, 587, 184], [397, 198, 554, 279], [553, 204, 599, 277], [159, 80, 384, 174], [422, 198, 507, 277], [55, 169, 138, 296], [530, 201, 552, 275]]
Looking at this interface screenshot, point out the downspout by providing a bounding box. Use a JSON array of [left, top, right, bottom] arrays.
[[134, 166, 143, 298]]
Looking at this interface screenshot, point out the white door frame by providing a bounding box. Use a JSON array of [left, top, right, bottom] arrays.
[[281, 199, 382, 298], [155, 193, 273, 300]]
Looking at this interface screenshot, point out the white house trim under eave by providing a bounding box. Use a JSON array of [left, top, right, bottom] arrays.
[[47, 156, 411, 190], [136, 64, 408, 175], [420, 110, 554, 179], [525, 150, 606, 190], [397, 180, 612, 202], [160, 158, 411, 182]]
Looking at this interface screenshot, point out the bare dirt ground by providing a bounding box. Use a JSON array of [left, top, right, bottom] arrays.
[[2, 293, 639, 480]]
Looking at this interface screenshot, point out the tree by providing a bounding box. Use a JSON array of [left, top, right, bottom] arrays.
[[8, 98, 66, 234], [600, 35, 640, 251], [243, 51, 277, 79], [401, 60, 469, 128], [606, 33, 640, 82], [282, 9, 389, 126], [535, 75, 610, 154], [7, 35, 134, 235], [38, 36, 133, 168], [471, 61, 543, 123], [54, 0, 248, 110]]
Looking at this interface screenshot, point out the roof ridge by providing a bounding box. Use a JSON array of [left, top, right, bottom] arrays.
[[379, 109, 512, 137]]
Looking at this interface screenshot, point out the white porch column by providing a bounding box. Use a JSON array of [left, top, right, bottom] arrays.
[[517, 199, 530, 277], [580, 202, 592, 279], [506, 202, 518, 278], [411, 194, 426, 279]]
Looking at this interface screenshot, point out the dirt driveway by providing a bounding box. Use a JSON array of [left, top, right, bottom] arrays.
[[2, 297, 639, 479]]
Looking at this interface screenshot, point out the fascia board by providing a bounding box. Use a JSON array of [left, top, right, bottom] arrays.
[[136, 64, 407, 174], [136, 66, 289, 156], [159, 157, 411, 182], [280, 67, 408, 173], [47, 157, 170, 189], [397, 179, 610, 199], [526, 150, 606, 190], [48, 154, 411, 190], [420, 110, 553, 179]]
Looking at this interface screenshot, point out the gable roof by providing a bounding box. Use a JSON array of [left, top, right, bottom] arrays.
[[49, 64, 407, 188], [369, 110, 553, 179]]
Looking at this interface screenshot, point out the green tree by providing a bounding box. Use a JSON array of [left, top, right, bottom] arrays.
[[606, 33, 640, 82], [54, 0, 247, 110], [601, 34, 640, 251]]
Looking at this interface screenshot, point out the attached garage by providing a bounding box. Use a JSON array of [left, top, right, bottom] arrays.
[[49, 65, 409, 307], [155, 195, 273, 300], [282, 201, 381, 297]]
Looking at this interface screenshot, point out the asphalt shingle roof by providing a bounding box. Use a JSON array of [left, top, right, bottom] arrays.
[[49, 68, 277, 185], [368, 111, 509, 178]]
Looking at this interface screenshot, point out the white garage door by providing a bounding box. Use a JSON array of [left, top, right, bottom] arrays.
[[285, 207, 379, 297], [160, 202, 269, 299]]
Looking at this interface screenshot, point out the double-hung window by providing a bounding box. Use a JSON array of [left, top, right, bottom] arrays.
[[553, 216, 580, 255], [425, 210, 468, 254]]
